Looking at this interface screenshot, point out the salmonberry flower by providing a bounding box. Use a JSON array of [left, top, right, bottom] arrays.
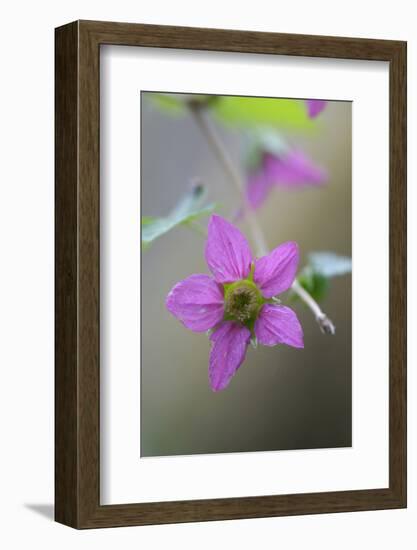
[[246, 149, 328, 210], [166, 214, 303, 392], [306, 99, 327, 118]]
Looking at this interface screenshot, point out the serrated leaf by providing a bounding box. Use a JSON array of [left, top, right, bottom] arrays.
[[308, 252, 352, 278], [141, 184, 215, 249], [213, 97, 315, 130]]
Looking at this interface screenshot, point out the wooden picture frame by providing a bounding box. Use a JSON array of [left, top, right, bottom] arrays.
[[55, 20, 407, 529]]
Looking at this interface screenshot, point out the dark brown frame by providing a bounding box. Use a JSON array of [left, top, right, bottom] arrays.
[[55, 20, 407, 529]]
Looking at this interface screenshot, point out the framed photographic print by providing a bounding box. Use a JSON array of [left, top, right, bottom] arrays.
[[55, 20, 406, 528]]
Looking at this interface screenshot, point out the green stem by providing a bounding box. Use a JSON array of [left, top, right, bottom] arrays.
[[189, 102, 335, 335], [291, 279, 335, 335], [189, 102, 268, 257]]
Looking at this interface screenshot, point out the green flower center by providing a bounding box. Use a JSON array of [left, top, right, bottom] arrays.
[[224, 280, 263, 324]]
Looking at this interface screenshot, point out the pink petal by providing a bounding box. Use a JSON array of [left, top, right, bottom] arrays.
[[245, 171, 273, 210], [166, 274, 224, 332], [205, 214, 252, 284], [255, 304, 304, 348], [209, 321, 251, 392], [264, 151, 327, 188], [306, 99, 327, 118], [254, 241, 299, 298]]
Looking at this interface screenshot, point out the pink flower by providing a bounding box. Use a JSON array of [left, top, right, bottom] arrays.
[[246, 150, 328, 210], [306, 99, 327, 118], [166, 214, 303, 392]]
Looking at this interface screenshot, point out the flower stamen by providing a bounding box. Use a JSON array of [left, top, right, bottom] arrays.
[[224, 281, 262, 324]]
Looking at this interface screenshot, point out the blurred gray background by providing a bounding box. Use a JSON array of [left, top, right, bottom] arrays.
[[140, 93, 352, 457]]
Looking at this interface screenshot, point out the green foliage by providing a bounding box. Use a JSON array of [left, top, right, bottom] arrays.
[[141, 216, 155, 226], [297, 269, 330, 303], [141, 184, 215, 250], [147, 93, 316, 132], [293, 252, 352, 303], [244, 129, 289, 170], [308, 252, 352, 277], [212, 96, 314, 130], [147, 93, 186, 115]]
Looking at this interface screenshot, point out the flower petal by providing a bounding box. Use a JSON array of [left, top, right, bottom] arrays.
[[255, 304, 304, 348], [209, 321, 251, 391], [245, 171, 273, 210], [166, 274, 224, 332], [264, 151, 327, 188], [254, 241, 299, 298], [306, 99, 327, 118], [205, 214, 252, 283]]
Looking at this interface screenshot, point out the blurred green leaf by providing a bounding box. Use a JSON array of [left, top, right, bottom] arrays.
[[308, 252, 352, 277], [141, 216, 155, 226], [292, 252, 351, 304], [296, 269, 330, 303], [146, 94, 316, 132], [244, 129, 289, 169], [213, 97, 314, 130], [146, 93, 186, 115], [142, 184, 215, 250], [146, 93, 219, 117]]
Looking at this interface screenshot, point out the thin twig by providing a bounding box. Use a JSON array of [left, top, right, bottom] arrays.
[[188, 101, 335, 334], [291, 279, 335, 334], [189, 103, 268, 257]]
